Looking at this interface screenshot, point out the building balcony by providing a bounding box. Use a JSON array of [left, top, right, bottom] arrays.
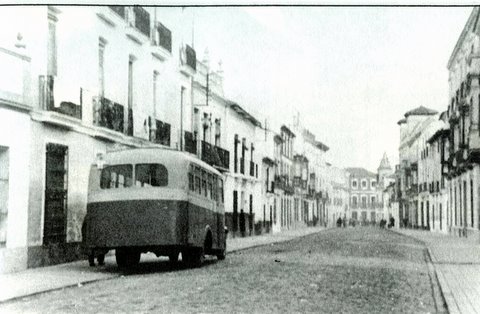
[[96, 6, 125, 27], [184, 131, 197, 155], [151, 21, 172, 61], [109, 6, 126, 19], [274, 175, 285, 190], [201, 141, 230, 171], [125, 6, 151, 44], [180, 45, 196, 76], [93, 96, 124, 133], [151, 119, 170, 146], [39, 75, 82, 120], [214, 145, 230, 171]]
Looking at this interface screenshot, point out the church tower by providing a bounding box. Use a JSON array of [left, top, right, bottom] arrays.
[[377, 152, 392, 188]]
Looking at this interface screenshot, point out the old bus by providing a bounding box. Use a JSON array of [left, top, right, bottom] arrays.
[[83, 148, 227, 268]]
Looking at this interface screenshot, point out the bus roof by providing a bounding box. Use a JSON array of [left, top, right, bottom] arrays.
[[98, 148, 223, 176]]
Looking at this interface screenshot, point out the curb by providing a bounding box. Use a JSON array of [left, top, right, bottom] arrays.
[[425, 247, 450, 314], [390, 229, 456, 314]]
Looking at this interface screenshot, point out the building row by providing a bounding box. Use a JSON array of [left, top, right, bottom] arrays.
[[387, 8, 480, 241], [0, 6, 348, 273]]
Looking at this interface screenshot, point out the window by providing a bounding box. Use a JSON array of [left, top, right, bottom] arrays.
[[202, 170, 207, 197], [371, 196, 375, 204], [361, 196, 367, 208], [362, 180, 367, 189], [195, 168, 201, 195], [219, 178, 224, 203], [371, 180, 376, 188], [352, 180, 357, 188], [101, 165, 133, 189], [207, 174, 212, 199], [212, 176, 217, 201], [135, 164, 168, 187], [352, 195, 357, 206]]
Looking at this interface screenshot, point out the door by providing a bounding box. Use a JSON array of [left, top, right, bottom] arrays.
[[43, 143, 68, 244]]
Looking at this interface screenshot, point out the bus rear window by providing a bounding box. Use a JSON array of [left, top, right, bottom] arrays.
[[100, 165, 133, 189], [135, 164, 168, 187]]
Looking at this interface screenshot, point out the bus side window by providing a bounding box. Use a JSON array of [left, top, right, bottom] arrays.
[[207, 174, 212, 199], [202, 170, 207, 197], [135, 164, 168, 187], [195, 167, 201, 194], [188, 165, 194, 191], [219, 178, 224, 204], [212, 176, 217, 201], [100, 165, 133, 189]]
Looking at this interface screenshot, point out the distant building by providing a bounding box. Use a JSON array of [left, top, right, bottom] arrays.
[[397, 106, 438, 228], [346, 167, 379, 224]]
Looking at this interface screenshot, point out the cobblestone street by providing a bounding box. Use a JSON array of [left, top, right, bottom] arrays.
[[0, 227, 442, 313]]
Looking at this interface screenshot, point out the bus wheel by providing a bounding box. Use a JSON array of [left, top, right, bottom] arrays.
[[183, 248, 204, 268], [88, 253, 95, 267], [169, 252, 179, 264], [217, 241, 227, 260], [217, 249, 226, 260], [116, 249, 140, 268]]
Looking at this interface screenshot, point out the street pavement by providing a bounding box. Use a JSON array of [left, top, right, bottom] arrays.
[[395, 229, 480, 314], [0, 226, 323, 304], [0, 227, 439, 313]]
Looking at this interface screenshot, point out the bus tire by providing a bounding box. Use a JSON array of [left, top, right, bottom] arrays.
[[169, 252, 179, 264], [217, 240, 227, 260], [217, 249, 226, 260], [184, 248, 204, 268], [116, 248, 140, 268], [88, 253, 95, 267]]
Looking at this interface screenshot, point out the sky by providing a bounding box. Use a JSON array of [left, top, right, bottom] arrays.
[[174, 6, 472, 172]]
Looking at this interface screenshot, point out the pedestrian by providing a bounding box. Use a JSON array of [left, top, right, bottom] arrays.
[[336, 217, 342, 228], [389, 216, 395, 228]]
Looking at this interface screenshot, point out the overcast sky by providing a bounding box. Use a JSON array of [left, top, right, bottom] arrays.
[[167, 6, 471, 172]]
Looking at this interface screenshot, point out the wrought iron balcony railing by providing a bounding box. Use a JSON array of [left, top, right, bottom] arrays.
[[109, 6, 125, 18], [185, 45, 196, 71], [153, 22, 172, 53], [184, 131, 197, 154], [214, 145, 230, 170], [132, 6, 150, 37], [93, 96, 124, 133]]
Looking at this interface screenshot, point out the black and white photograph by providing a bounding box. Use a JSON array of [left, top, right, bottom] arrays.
[[0, 2, 479, 313]]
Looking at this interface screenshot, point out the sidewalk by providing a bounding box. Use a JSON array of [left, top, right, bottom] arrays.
[[395, 229, 480, 314], [0, 227, 324, 304]]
